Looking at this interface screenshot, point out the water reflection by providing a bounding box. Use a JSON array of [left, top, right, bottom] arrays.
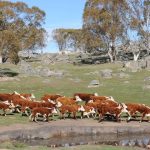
[[20, 134, 150, 148]]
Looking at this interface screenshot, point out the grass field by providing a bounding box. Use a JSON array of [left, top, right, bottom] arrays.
[[0, 141, 146, 150], [0, 62, 150, 104], [0, 62, 150, 125]]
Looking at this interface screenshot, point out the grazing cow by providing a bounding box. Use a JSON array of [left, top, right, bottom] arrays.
[[59, 104, 85, 119], [97, 103, 127, 122], [124, 103, 150, 122], [74, 93, 98, 104], [29, 107, 57, 122]]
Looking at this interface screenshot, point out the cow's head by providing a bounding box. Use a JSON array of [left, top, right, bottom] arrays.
[[56, 101, 62, 108], [13, 91, 20, 95], [94, 93, 98, 96], [75, 96, 82, 102], [120, 103, 128, 113], [31, 93, 36, 99]]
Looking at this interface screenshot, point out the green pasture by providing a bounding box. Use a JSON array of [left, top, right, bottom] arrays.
[[0, 62, 150, 125]]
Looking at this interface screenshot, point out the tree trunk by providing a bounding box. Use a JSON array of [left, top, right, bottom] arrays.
[[133, 51, 140, 61], [108, 49, 114, 62], [0, 55, 2, 64], [108, 42, 116, 63]]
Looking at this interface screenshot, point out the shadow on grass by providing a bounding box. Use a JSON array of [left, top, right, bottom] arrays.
[[0, 68, 19, 77]]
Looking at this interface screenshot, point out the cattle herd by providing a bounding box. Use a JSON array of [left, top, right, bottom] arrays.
[[0, 91, 150, 123]]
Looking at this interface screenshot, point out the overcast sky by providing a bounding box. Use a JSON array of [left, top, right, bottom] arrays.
[[11, 0, 86, 53]]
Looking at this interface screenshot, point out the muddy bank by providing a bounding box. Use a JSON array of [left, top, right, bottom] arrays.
[[0, 120, 150, 142]]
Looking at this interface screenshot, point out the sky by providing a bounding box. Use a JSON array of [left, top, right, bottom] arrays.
[[11, 0, 86, 53]]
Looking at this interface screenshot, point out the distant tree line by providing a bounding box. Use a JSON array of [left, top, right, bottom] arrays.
[[52, 0, 150, 62], [0, 1, 46, 64]]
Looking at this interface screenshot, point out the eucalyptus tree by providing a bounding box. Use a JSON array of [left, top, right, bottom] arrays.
[[125, 0, 150, 61], [0, 1, 46, 64], [52, 28, 85, 52], [83, 0, 129, 62]]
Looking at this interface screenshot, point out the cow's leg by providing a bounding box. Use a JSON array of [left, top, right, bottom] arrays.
[[98, 113, 103, 122], [67, 112, 71, 118], [80, 111, 83, 119], [46, 114, 49, 122], [116, 114, 121, 122], [73, 112, 77, 119], [43, 114, 47, 122], [2, 109, 6, 116], [29, 114, 33, 121], [126, 111, 132, 122], [139, 113, 146, 123]]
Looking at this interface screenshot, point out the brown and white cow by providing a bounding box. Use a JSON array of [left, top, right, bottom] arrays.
[[59, 104, 85, 119], [29, 107, 57, 122], [97, 103, 127, 122], [80, 105, 96, 119], [124, 103, 150, 122], [41, 94, 63, 103], [0, 101, 15, 116], [74, 93, 98, 104]]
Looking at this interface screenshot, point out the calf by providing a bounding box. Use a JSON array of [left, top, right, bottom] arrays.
[[59, 104, 85, 119], [29, 107, 57, 122], [81, 105, 96, 119]]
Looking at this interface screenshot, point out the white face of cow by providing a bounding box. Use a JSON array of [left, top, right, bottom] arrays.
[[75, 96, 82, 102], [94, 93, 98, 96], [78, 105, 85, 112], [14, 91, 20, 95], [56, 101, 62, 108], [121, 103, 128, 113], [31, 93, 35, 99], [108, 96, 115, 102]]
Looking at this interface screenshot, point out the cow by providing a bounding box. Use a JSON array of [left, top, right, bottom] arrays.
[[29, 107, 57, 122], [73, 93, 98, 104], [97, 103, 127, 122], [124, 103, 150, 122], [13, 91, 35, 100], [41, 94, 63, 103], [59, 104, 85, 119], [80, 105, 96, 119], [0, 93, 12, 102], [0, 101, 15, 116], [56, 97, 78, 107], [90, 96, 115, 103]]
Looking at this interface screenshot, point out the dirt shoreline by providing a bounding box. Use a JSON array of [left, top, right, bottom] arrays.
[[0, 119, 150, 142]]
